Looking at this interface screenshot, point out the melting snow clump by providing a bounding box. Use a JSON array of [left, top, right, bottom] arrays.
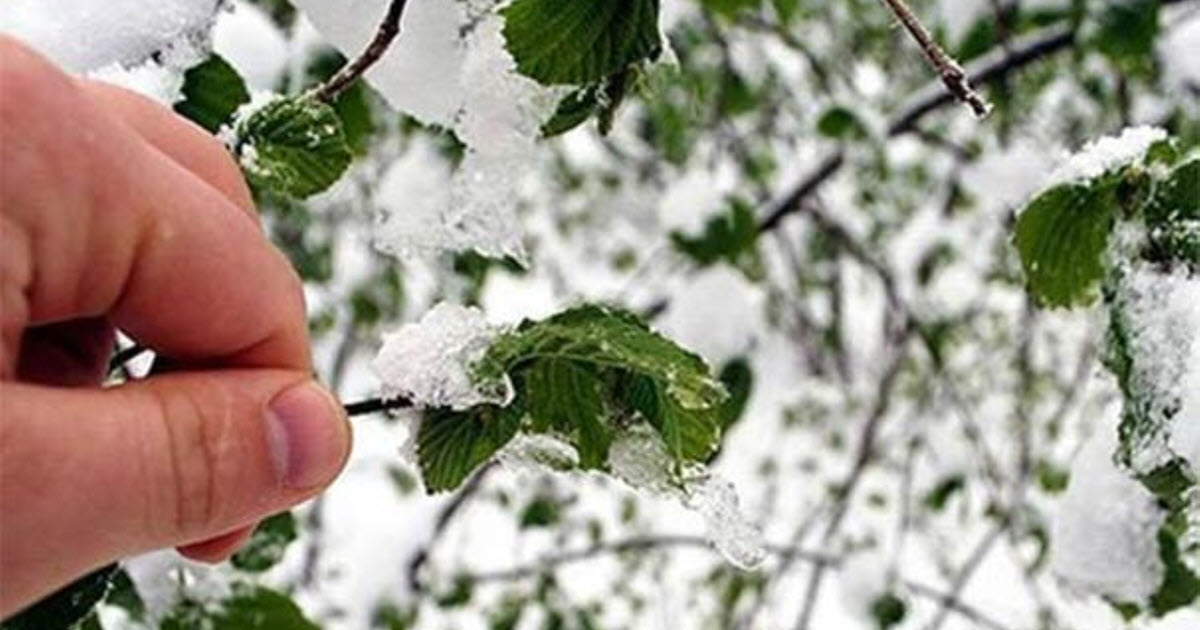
[[1047, 126, 1166, 186], [1051, 421, 1167, 604], [608, 424, 767, 570], [371, 303, 510, 410]]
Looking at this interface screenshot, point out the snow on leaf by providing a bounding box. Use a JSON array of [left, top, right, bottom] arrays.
[[1107, 264, 1200, 477], [371, 303, 509, 411], [1046, 126, 1166, 187]]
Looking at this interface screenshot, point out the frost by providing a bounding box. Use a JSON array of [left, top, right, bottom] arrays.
[[608, 424, 767, 570], [1051, 421, 1167, 604], [371, 303, 510, 410], [1047, 126, 1167, 186], [1110, 263, 1200, 474]]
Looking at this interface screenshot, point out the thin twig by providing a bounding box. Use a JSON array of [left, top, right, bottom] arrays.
[[106, 344, 150, 377], [344, 396, 413, 416], [309, 0, 409, 103], [877, 0, 991, 116]]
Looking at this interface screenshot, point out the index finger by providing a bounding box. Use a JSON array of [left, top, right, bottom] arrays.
[[0, 38, 309, 371]]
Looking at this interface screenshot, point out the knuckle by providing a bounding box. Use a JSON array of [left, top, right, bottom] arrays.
[[143, 377, 244, 539]]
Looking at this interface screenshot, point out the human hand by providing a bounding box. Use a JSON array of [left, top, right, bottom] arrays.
[[0, 38, 351, 616]]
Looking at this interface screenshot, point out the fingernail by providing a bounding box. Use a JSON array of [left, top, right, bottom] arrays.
[[266, 381, 350, 489]]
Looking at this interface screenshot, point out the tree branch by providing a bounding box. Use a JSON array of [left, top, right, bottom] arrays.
[[878, 0, 991, 116], [310, 0, 409, 103], [343, 395, 413, 416], [755, 18, 1089, 233]]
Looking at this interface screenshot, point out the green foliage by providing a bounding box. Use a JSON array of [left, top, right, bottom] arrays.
[[869, 592, 907, 629], [816, 106, 867, 140], [0, 564, 116, 630], [541, 71, 633, 138], [717, 358, 753, 431], [231, 510, 299, 573], [671, 200, 760, 269], [1143, 158, 1200, 266], [502, 0, 661, 86], [174, 54, 251, 133], [922, 475, 965, 512], [234, 97, 352, 199], [519, 495, 563, 528], [1014, 183, 1114, 308], [1090, 0, 1159, 75], [417, 402, 524, 492], [415, 305, 728, 492], [161, 586, 319, 630]]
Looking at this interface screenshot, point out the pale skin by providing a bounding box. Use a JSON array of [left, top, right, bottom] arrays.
[[0, 38, 352, 617]]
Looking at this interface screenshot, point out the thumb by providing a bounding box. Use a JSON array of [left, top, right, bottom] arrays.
[[0, 370, 351, 612]]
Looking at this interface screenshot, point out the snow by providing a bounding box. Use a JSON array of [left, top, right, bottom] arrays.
[[660, 264, 764, 367], [0, 0, 218, 73], [608, 424, 766, 570], [0, 0, 218, 104], [1160, 10, 1200, 94], [371, 302, 511, 410], [1051, 417, 1167, 604], [291, 0, 467, 128], [373, 139, 454, 260], [1046, 126, 1167, 187], [212, 1, 288, 91]]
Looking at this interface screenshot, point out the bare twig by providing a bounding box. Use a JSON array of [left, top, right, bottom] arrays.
[[309, 0, 409, 103], [877, 0, 991, 116], [343, 395, 412, 417]]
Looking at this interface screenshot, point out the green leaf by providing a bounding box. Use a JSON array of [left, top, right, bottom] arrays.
[[816, 106, 867, 140], [174, 54, 250, 133], [104, 569, 145, 621], [1035, 460, 1070, 494], [502, 0, 661, 85], [1092, 0, 1159, 75], [716, 358, 753, 430], [0, 564, 116, 630], [161, 586, 318, 630], [480, 305, 726, 467], [1150, 525, 1200, 615], [1143, 158, 1200, 265], [417, 403, 523, 493], [671, 200, 759, 267], [542, 88, 600, 138], [235, 97, 352, 199], [923, 475, 965, 512], [869, 592, 907, 629], [230, 510, 298, 573], [519, 495, 563, 528], [526, 360, 610, 468], [1014, 183, 1115, 308]]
